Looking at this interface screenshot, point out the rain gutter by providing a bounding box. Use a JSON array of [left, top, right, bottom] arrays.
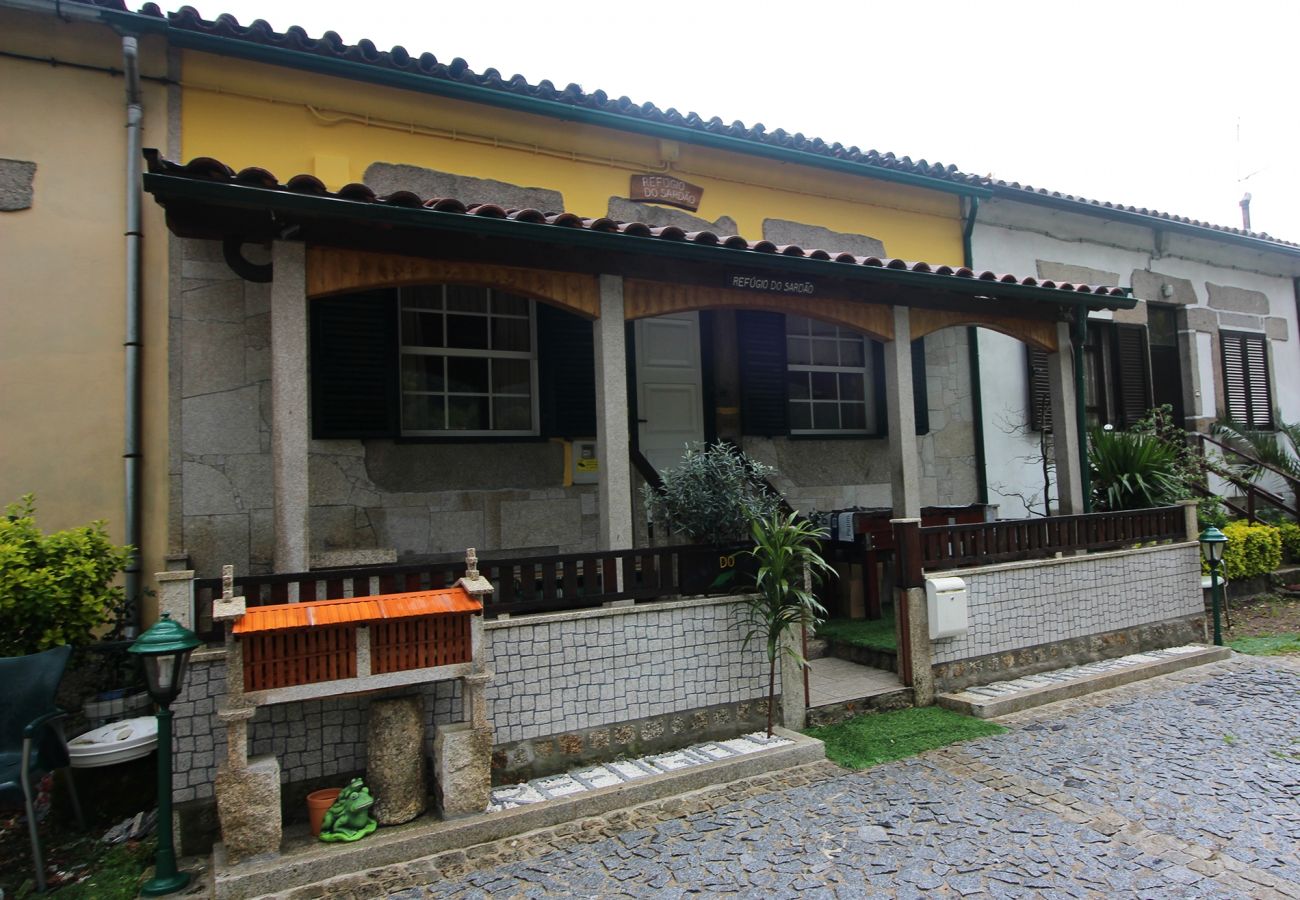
[[961, 198, 989, 505], [1073, 305, 1092, 513], [123, 33, 144, 634]]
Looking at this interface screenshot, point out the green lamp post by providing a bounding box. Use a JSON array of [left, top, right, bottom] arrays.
[[129, 613, 201, 896], [1199, 526, 1228, 647]]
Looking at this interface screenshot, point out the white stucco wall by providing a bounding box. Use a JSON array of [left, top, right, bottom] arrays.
[[972, 199, 1300, 519]]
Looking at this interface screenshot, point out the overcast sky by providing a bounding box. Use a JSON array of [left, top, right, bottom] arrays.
[[177, 0, 1300, 244]]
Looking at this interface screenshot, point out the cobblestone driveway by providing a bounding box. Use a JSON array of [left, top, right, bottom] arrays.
[[305, 656, 1300, 898]]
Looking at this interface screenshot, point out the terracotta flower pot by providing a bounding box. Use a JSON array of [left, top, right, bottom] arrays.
[[307, 788, 341, 837]]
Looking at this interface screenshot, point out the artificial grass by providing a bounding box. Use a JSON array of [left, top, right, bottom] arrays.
[[815, 612, 897, 652], [805, 706, 1006, 770], [1228, 632, 1300, 656]]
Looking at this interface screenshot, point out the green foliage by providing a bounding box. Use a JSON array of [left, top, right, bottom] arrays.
[[805, 706, 1006, 770], [1198, 498, 1229, 530], [0, 495, 132, 657], [1088, 425, 1186, 511], [815, 614, 897, 652], [1279, 522, 1300, 563], [741, 511, 833, 734], [1227, 632, 1300, 656], [1213, 418, 1300, 484], [1208, 520, 1282, 581], [642, 442, 783, 545]]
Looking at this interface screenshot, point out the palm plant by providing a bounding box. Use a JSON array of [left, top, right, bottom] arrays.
[[741, 511, 833, 736], [1088, 427, 1186, 511], [1212, 418, 1300, 498]]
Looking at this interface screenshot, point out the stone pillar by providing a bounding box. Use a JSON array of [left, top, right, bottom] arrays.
[[433, 723, 493, 819], [214, 754, 282, 864], [1047, 321, 1085, 515], [885, 307, 921, 518], [155, 569, 195, 629], [271, 240, 310, 574], [594, 274, 634, 552], [367, 696, 427, 825], [898, 586, 935, 706], [778, 629, 805, 730], [1180, 499, 1200, 542]]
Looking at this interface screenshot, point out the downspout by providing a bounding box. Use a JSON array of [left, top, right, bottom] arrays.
[[123, 35, 144, 634], [961, 198, 989, 505], [1073, 304, 1092, 513]]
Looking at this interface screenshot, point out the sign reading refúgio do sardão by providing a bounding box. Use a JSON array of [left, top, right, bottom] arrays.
[[728, 273, 816, 295], [630, 174, 703, 212]]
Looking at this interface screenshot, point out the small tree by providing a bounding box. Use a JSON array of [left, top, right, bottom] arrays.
[[642, 442, 783, 545], [741, 511, 833, 736], [0, 495, 132, 657]]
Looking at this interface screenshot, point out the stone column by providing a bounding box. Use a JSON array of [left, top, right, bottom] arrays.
[[884, 307, 921, 518], [367, 696, 427, 825], [155, 569, 195, 629], [594, 274, 633, 551], [271, 241, 310, 574], [1180, 499, 1200, 542], [1047, 321, 1085, 515], [778, 629, 805, 731]]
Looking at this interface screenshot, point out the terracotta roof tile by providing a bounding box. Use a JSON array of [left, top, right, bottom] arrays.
[[145, 152, 1131, 298], [232, 587, 481, 634]]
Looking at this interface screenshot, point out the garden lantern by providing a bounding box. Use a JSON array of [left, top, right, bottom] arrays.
[[1199, 526, 1227, 647], [129, 613, 200, 896]]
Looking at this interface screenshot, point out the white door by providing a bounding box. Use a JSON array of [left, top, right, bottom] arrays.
[[635, 312, 704, 474]]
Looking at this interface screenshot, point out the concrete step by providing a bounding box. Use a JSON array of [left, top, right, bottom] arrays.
[[936, 645, 1233, 719]]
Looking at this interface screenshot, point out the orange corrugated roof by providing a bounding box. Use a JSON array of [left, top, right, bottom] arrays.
[[233, 587, 481, 634]]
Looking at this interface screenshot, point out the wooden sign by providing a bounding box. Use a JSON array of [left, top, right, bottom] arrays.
[[630, 174, 703, 212]]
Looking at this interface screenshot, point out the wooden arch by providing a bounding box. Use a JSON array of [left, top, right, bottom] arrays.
[[909, 308, 1059, 352], [306, 247, 601, 318]]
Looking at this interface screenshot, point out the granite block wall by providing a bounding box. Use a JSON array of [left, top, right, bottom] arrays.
[[928, 542, 1203, 666]]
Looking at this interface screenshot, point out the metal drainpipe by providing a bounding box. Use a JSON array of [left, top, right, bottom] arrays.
[[123, 35, 144, 635], [1073, 304, 1092, 513], [961, 198, 989, 505]]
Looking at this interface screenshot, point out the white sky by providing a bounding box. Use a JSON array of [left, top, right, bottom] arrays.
[[176, 0, 1300, 243]]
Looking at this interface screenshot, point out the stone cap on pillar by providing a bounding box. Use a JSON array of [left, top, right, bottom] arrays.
[[213, 563, 247, 623], [456, 548, 494, 600]]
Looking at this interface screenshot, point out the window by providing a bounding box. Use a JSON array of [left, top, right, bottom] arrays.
[[1027, 320, 1151, 431], [398, 285, 538, 435], [1220, 330, 1274, 429], [785, 315, 873, 433]]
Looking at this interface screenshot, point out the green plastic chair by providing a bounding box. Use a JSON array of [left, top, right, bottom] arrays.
[[0, 645, 86, 893]]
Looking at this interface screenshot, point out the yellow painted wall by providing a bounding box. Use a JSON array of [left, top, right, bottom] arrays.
[[179, 53, 965, 265], [0, 10, 171, 604]]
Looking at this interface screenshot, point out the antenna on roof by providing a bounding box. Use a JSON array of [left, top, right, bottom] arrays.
[[1240, 193, 1252, 231]]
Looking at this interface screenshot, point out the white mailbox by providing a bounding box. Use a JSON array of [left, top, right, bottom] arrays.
[[926, 576, 968, 639]]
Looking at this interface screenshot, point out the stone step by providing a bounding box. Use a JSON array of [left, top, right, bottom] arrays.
[[936, 645, 1233, 719]]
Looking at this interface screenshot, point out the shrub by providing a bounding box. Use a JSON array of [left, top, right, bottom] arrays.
[[1279, 522, 1300, 564], [1088, 427, 1186, 511], [1208, 520, 1282, 582], [642, 442, 784, 545], [0, 495, 132, 657]]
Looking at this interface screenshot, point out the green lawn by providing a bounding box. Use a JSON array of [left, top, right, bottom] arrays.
[[815, 612, 897, 652], [1228, 632, 1300, 656], [805, 706, 1006, 770]]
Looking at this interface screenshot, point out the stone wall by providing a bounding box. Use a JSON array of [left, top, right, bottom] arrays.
[[928, 542, 1204, 668]]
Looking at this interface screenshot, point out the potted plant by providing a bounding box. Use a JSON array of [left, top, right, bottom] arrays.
[[642, 443, 784, 594], [741, 511, 833, 736]]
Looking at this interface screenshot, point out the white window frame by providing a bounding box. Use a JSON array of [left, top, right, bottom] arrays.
[[785, 315, 874, 435], [398, 285, 540, 437]]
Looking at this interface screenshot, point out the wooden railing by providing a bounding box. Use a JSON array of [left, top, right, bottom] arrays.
[[912, 506, 1187, 570], [194, 545, 696, 643], [1192, 432, 1299, 524]]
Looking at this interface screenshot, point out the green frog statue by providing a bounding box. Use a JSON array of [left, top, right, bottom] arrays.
[[318, 777, 378, 843]]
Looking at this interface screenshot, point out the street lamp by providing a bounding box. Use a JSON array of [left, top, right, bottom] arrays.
[[129, 613, 201, 896], [1199, 526, 1228, 647]]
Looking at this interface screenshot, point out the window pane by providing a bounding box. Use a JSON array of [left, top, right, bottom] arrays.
[[402, 394, 443, 430], [401, 311, 444, 347], [811, 339, 838, 366], [841, 402, 867, 430], [494, 397, 532, 431], [491, 317, 531, 352], [786, 335, 811, 366], [447, 314, 489, 349], [445, 284, 488, 312], [447, 396, 489, 430], [840, 337, 865, 367], [492, 292, 529, 317], [839, 372, 865, 401], [492, 358, 532, 395], [810, 371, 837, 400], [789, 402, 811, 430], [787, 370, 810, 400], [447, 357, 489, 393], [402, 286, 442, 310], [808, 318, 836, 336], [787, 315, 812, 336], [812, 403, 839, 430], [401, 355, 445, 392]]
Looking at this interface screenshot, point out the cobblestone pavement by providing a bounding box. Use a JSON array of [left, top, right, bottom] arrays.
[[288, 655, 1299, 899]]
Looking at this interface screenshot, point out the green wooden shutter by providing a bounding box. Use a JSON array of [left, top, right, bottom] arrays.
[[310, 290, 399, 439], [738, 311, 789, 436], [1112, 324, 1153, 428], [912, 337, 929, 435], [1221, 331, 1274, 429], [1027, 346, 1052, 432], [537, 303, 596, 437]]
